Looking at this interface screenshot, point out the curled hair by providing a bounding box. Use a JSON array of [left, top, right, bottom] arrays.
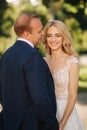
[[43, 20, 79, 58], [14, 12, 40, 36]]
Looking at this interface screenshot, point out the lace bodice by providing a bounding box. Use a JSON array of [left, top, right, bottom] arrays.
[[52, 56, 79, 100]]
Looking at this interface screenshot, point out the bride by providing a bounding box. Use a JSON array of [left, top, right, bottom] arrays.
[[43, 20, 84, 130]]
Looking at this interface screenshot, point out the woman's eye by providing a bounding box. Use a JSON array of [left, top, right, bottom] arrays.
[[47, 35, 51, 37], [56, 34, 61, 37]]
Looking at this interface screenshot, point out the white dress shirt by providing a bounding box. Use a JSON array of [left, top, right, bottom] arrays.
[[17, 37, 34, 48]]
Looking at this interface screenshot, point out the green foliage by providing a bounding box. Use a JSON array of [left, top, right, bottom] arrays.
[[63, 4, 78, 13], [79, 66, 87, 81], [78, 81, 87, 92], [0, 0, 9, 37], [37, 43, 46, 57], [0, 0, 7, 7], [64, 18, 83, 52], [42, 0, 59, 7], [0, 0, 87, 55], [63, 1, 87, 30], [64, 0, 81, 5], [33, 4, 49, 26]]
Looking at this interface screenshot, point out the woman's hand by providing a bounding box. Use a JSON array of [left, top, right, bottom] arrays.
[[59, 122, 64, 130], [0, 103, 3, 113]]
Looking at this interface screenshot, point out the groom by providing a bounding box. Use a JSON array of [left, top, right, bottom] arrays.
[[0, 12, 59, 130]]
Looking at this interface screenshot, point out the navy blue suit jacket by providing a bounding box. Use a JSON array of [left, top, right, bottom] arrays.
[[0, 40, 59, 130]]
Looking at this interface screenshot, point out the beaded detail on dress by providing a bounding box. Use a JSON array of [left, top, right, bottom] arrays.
[[52, 56, 79, 100]]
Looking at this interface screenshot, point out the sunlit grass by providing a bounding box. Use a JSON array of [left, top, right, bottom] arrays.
[[78, 81, 87, 92], [78, 66, 87, 92]]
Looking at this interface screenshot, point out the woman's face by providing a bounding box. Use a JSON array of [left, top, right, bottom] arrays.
[[46, 26, 63, 50]]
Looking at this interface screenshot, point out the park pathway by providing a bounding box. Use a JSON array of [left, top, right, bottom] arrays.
[[76, 55, 87, 130], [76, 92, 87, 130]]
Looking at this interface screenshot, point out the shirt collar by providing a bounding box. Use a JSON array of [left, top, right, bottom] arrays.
[[17, 37, 34, 48]]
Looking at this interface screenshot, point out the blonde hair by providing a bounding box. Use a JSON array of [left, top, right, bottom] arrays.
[[43, 20, 79, 58]]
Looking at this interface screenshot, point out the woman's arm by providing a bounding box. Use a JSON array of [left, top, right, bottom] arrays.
[[59, 62, 79, 130]]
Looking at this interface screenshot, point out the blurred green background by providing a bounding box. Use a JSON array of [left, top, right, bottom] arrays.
[[0, 0, 87, 92]]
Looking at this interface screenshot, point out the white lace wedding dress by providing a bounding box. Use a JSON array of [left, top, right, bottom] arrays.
[[52, 56, 84, 130]]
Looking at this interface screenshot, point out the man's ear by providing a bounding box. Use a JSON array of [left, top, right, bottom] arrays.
[[22, 31, 31, 40], [24, 31, 29, 37]]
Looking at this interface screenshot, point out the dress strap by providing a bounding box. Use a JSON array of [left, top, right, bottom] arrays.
[[66, 56, 79, 71], [67, 56, 79, 64]]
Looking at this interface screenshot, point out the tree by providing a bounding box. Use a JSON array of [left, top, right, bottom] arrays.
[[0, 0, 10, 37], [41, 0, 87, 53]]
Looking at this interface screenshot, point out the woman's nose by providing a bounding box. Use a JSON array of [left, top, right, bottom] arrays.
[[51, 37, 56, 41]]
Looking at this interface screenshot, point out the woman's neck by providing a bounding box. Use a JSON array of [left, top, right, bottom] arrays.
[[51, 49, 66, 60]]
